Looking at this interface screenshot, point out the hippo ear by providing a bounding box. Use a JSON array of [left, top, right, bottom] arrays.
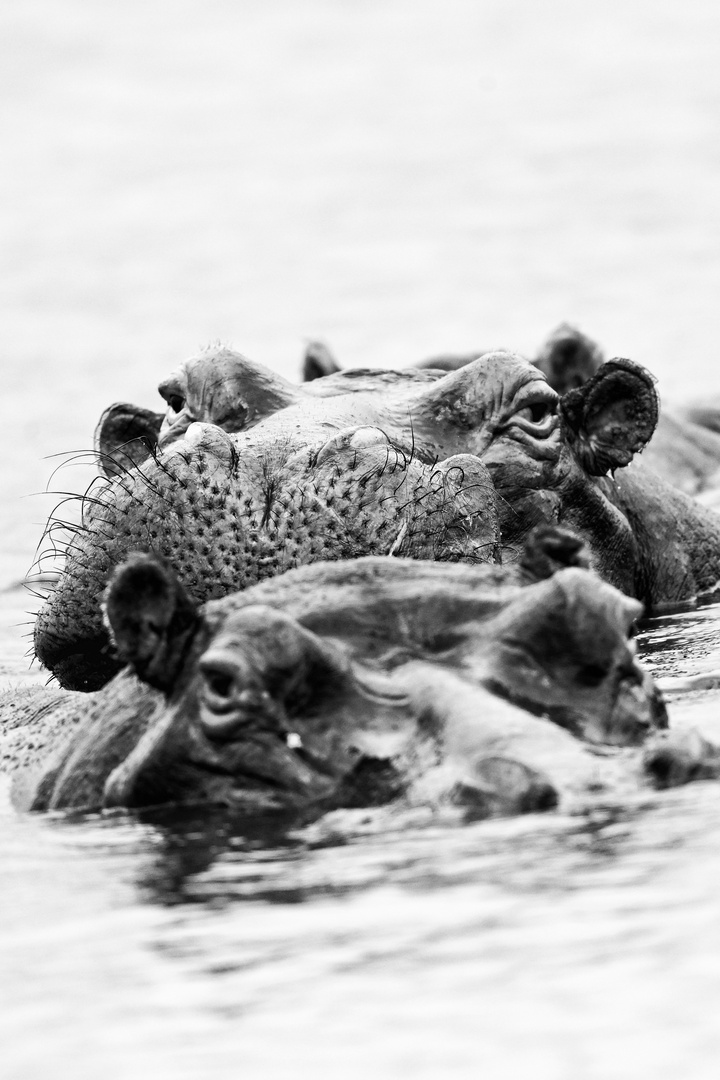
[[94, 403, 164, 479], [560, 358, 659, 476], [534, 324, 605, 394], [302, 340, 341, 382], [102, 554, 200, 693], [519, 524, 591, 582]]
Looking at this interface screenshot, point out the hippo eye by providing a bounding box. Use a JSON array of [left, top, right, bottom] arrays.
[[515, 401, 554, 424], [508, 392, 558, 437], [528, 402, 551, 423]]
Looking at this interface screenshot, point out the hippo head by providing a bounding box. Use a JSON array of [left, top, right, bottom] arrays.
[[33, 345, 658, 691], [36, 551, 666, 814]]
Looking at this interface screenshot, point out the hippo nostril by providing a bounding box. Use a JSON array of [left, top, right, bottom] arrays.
[[199, 654, 285, 740], [204, 668, 234, 700], [199, 656, 244, 709]]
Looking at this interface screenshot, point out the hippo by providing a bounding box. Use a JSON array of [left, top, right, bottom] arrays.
[[37, 418, 500, 690], [302, 339, 486, 381], [304, 326, 720, 496], [133, 332, 720, 509], [34, 344, 720, 691], [95, 343, 446, 475], [301, 327, 600, 384], [16, 544, 714, 817], [95, 339, 720, 587]]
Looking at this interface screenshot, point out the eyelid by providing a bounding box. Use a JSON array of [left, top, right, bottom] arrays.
[[515, 402, 555, 422], [505, 386, 559, 436], [512, 384, 559, 412]]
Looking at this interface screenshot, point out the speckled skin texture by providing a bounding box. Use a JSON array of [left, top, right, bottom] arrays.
[[33, 347, 720, 691], [35, 422, 498, 689], [148, 346, 720, 604], [0, 685, 83, 778]]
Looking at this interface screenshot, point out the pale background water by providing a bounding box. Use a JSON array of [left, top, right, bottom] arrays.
[[3, 1, 720, 1077]]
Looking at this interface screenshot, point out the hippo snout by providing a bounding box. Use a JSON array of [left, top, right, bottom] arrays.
[[34, 423, 500, 690]]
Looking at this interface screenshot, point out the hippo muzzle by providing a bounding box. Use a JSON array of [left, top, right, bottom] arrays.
[[34, 422, 499, 690]]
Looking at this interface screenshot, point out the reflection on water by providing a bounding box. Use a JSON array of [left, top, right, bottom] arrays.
[[127, 801, 639, 907], [4, 774, 720, 1079], [638, 601, 720, 677]]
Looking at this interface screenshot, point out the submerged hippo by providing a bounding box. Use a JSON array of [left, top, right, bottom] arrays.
[[35, 344, 720, 691], [305, 326, 720, 496], [14, 546, 704, 817], [94, 344, 446, 475], [353, 318, 720, 499], [302, 326, 602, 385]]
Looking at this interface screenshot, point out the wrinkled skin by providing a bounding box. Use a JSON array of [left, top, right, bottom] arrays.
[[35, 345, 720, 691], [149, 339, 720, 559], [306, 326, 720, 496], [12, 551, 686, 816], [95, 345, 444, 469]]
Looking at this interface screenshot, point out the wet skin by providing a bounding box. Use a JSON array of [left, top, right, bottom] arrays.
[[34, 344, 720, 691], [305, 325, 720, 496], [15, 551, 676, 816]]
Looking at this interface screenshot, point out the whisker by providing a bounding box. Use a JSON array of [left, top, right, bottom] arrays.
[[32, 489, 107, 510], [44, 451, 101, 478]]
